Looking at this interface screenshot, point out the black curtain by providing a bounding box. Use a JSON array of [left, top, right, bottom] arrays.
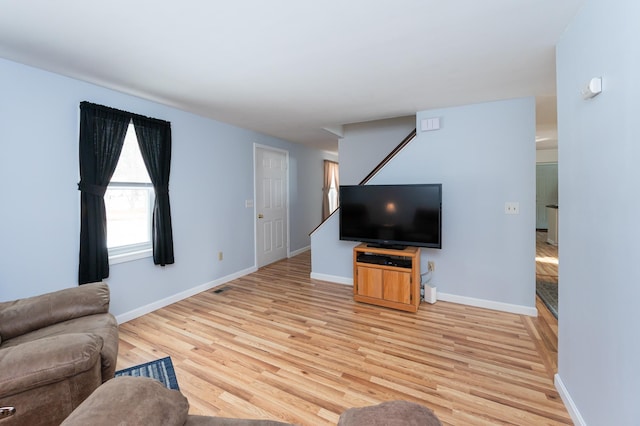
[[132, 117, 175, 266], [78, 102, 130, 284]]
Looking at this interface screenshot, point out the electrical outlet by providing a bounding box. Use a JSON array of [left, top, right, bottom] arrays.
[[218, 251, 223, 261], [504, 202, 520, 215], [428, 261, 435, 272]]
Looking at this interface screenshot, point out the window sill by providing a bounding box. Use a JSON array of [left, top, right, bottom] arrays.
[[109, 248, 152, 265]]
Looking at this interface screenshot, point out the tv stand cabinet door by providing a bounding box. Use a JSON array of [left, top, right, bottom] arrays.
[[356, 266, 383, 299], [382, 270, 411, 304]]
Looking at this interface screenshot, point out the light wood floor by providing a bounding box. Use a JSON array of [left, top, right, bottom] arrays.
[[536, 231, 559, 285], [117, 249, 568, 425], [534, 230, 559, 377]]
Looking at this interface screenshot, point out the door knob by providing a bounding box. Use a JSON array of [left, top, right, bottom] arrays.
[[257, 214, 264, 219]]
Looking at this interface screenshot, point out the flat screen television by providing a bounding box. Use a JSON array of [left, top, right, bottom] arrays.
[[339, 184, 442, 249]]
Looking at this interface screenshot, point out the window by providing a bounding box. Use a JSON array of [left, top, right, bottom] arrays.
[[78, 101, 174, 284], [322, 160, 339, 220], [328, 171, 339, 214], [104, 122, 154, 260]]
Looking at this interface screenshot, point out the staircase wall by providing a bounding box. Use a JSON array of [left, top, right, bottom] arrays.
[[339, 116, 416, 185], [311, 97, 537, 315]]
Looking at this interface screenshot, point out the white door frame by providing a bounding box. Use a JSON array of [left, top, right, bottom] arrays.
[[253, 143, 290, 268]]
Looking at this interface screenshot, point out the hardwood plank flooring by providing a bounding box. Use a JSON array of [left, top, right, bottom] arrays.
[[117, 251, 569, 425], [534, 231, 559, 373], [536, 231, 558, 284]]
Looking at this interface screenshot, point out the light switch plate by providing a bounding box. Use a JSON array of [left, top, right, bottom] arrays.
[[421, 117, 441, 132]]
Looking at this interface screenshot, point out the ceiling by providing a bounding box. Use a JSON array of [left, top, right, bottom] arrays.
[[0, 1, 583, 153]]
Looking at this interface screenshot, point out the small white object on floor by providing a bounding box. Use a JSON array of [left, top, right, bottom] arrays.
[[424, 285, 437, 304]]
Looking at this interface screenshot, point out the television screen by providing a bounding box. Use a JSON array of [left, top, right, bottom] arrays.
[[339, 184, 442, 249]]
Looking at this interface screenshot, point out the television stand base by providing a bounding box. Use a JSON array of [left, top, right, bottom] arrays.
[[353, 243, 421, 312]]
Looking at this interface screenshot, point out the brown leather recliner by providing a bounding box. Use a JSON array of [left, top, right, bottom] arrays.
[[0, 282, 119, 425], [60, 376, 442, 426]]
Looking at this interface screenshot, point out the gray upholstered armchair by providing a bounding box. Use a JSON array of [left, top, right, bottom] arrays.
[[0, 282, 118, 425]]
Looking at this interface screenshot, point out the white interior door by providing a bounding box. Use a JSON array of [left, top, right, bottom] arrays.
[[255, 146, 288, 267]]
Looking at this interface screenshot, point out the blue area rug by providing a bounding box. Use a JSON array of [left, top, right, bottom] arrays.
[[536, 280, 558, 319], [115, 356, 179, 390]]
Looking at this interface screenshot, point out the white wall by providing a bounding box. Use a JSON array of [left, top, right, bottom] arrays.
[[555, 0, 640, 424], [312, 98, 537, 314], [0, 58, 332, 318], [338, 116, 415, 185], [309, 213, 356, 284]]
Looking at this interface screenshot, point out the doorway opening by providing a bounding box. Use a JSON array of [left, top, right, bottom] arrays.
[[535, 162, 558, 319]]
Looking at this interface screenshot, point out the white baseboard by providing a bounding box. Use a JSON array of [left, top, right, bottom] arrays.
[[309, 272, 352, 285], [116, 266, 258, 324], [555, 374, 586, 426], [437, 292, 538, 316], [118, 268, 536, 323], [307, 277, 538, 315], [289, 246, 310, 257]]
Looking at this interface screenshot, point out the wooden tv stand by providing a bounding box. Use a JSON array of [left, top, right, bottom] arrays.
[[353, 243, 421, 312]]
